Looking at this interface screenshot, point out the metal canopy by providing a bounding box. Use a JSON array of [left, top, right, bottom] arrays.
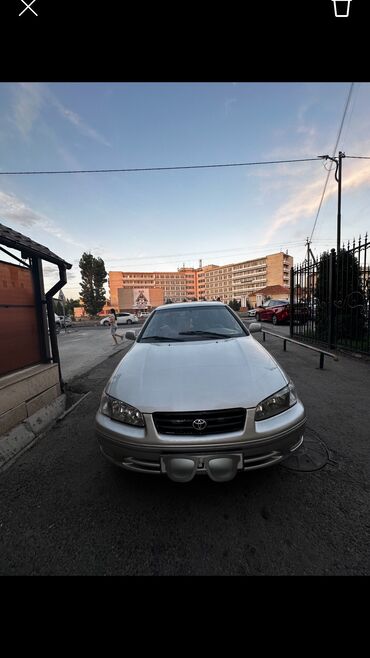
[[0, 222, 72, 269]]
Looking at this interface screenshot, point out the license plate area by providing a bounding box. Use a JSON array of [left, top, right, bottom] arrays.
[[161, 453, 243, 482]]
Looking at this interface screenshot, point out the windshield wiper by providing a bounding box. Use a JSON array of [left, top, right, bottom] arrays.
[[179, 330, 235, 338], [141, 335, 184, 342]]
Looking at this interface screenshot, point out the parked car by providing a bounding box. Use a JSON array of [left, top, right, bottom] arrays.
[[47, 313, 63, 335], [58, 315, 72, 327], [247, 308, 257, 317], [96, 302, 306, 483], [254, 299, 289, 325], [254, 299, 308, 325], [100, 312, 139, 327], [138, 311, 151, 319]]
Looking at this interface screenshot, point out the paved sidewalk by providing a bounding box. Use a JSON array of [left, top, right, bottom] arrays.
[[254, 331, 370, 486]]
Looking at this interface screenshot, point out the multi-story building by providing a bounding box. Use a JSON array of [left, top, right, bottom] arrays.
[[204, 252, 292, 307], [108, 251, 293, 311]]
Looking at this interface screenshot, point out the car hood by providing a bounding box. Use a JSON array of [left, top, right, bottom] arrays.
[[106, 336, 288, 413]]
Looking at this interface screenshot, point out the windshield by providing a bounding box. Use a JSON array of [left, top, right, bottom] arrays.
[[139, 306, 248, 342]]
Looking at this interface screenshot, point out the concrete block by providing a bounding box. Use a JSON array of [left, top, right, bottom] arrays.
[[24, 394, 66, 436], [0, 402, 27, 436], [0, 364, 59, 415], [26, 384, 59, 417], [0, 363, 46, 390]]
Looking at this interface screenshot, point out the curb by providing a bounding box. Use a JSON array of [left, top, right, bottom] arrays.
[[0, 394, 66, 473]]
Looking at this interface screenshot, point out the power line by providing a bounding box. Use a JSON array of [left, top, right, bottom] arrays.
[[0, 157, 320, 176], [106, 239, 309, 263], [309, 82, 354, 244], [103, 240, 341, 269]]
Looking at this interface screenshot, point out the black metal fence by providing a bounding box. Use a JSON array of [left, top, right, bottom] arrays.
[[291, 234, 370, 355]]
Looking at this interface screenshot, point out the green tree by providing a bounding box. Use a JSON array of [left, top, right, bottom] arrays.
[[315, 248, 365, 343], [53, 299, 63, 315], [228, 299, 241, 311], [64, 298, 81, 316], [79, 252, 107, 316]]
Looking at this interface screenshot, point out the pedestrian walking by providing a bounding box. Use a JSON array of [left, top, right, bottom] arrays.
[[109, 309, 124, 346]]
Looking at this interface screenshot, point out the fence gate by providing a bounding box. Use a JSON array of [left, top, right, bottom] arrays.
[[0, 261, 43, 376], [291, 235, 370, 355]]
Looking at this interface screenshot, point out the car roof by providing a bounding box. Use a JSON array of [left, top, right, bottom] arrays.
[[155, 301, 226, 311]]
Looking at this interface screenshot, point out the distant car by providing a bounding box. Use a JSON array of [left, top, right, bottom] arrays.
[[100, 312, 139, 327], [96, 301, 306, 483], [247, 308, 257, 317], [138, 311, 151, 319], [58, 315, 72, 327], [47, 314, 61, 335], [255, 300, 308, 325]]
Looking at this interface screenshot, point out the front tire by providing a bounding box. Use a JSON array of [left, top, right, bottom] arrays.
[[272, 314, 278, 326], [103, 320, 110, 326], [255, 313, 261, 322], [126, 319, 132, 324]]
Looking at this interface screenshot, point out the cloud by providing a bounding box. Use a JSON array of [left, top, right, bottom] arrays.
[[259, 156, 370, 246], [0, 189, 85, 249], [11, 83, 110, 147], [56, 104, 111, 147], [224, 98, 236, 116], [0, 189, 43, 227], [12, 83, 44, 138]]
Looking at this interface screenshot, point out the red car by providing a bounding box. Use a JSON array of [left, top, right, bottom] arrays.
[[255, 299, 290, 325], [254, 299, 309, 325]]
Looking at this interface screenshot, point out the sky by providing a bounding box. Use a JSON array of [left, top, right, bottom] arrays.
[[1, 82, 370, 300]]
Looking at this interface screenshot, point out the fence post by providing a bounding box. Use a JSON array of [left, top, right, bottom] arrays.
[[328, 248, 336, 349], [290, 266, 294, 338]]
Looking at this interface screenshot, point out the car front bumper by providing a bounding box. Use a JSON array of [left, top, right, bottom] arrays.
[[95, 401, 306, 481]]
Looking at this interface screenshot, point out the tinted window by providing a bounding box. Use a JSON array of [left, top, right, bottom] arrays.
[[140, 306, 248, 342], [271, 300, 288, 307]]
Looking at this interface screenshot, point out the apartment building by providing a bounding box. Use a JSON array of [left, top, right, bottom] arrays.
[[109, 251, 293, 311], [204, 252, 292, 307], [109, 270, 196, 308]]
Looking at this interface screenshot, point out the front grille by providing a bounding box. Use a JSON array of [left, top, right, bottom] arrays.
[[153, 408, 246, 436]]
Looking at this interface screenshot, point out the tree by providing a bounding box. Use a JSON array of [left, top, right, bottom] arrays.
[[315, 248, 365, 343], [53, 299, 63, 316], [228, 299, 241, 311], [79, 252, 107, 316], [64, 298, 81, 316]]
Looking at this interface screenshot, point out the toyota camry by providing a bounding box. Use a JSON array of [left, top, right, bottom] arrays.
[[95, 302, 306, 482]]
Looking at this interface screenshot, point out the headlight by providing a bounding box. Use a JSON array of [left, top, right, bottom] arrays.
[[255, 381, 297, 421], [100, 392, 145, 427]]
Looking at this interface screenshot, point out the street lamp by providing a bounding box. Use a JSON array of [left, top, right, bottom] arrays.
[[318, 151, 345, 255]]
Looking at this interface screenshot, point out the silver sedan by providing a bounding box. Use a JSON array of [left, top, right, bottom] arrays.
[[96, 302, 306, 483]]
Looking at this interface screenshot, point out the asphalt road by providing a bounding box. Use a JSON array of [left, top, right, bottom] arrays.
[[57, 324, 138, 383], [0, 325, 369, 575]]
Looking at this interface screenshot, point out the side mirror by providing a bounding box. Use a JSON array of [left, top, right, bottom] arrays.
[[249, 322, 262, 333], [125, 331, 136, 341]]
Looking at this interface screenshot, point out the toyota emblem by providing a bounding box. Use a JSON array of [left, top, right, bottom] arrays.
[[193, 418, 207, 431]]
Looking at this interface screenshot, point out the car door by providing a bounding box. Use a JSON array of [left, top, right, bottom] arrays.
[[263, 301, 274, 321]]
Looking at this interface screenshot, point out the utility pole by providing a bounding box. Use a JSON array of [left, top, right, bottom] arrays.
[[318, 151, 345, 255], [336, 151, 344, 255]]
